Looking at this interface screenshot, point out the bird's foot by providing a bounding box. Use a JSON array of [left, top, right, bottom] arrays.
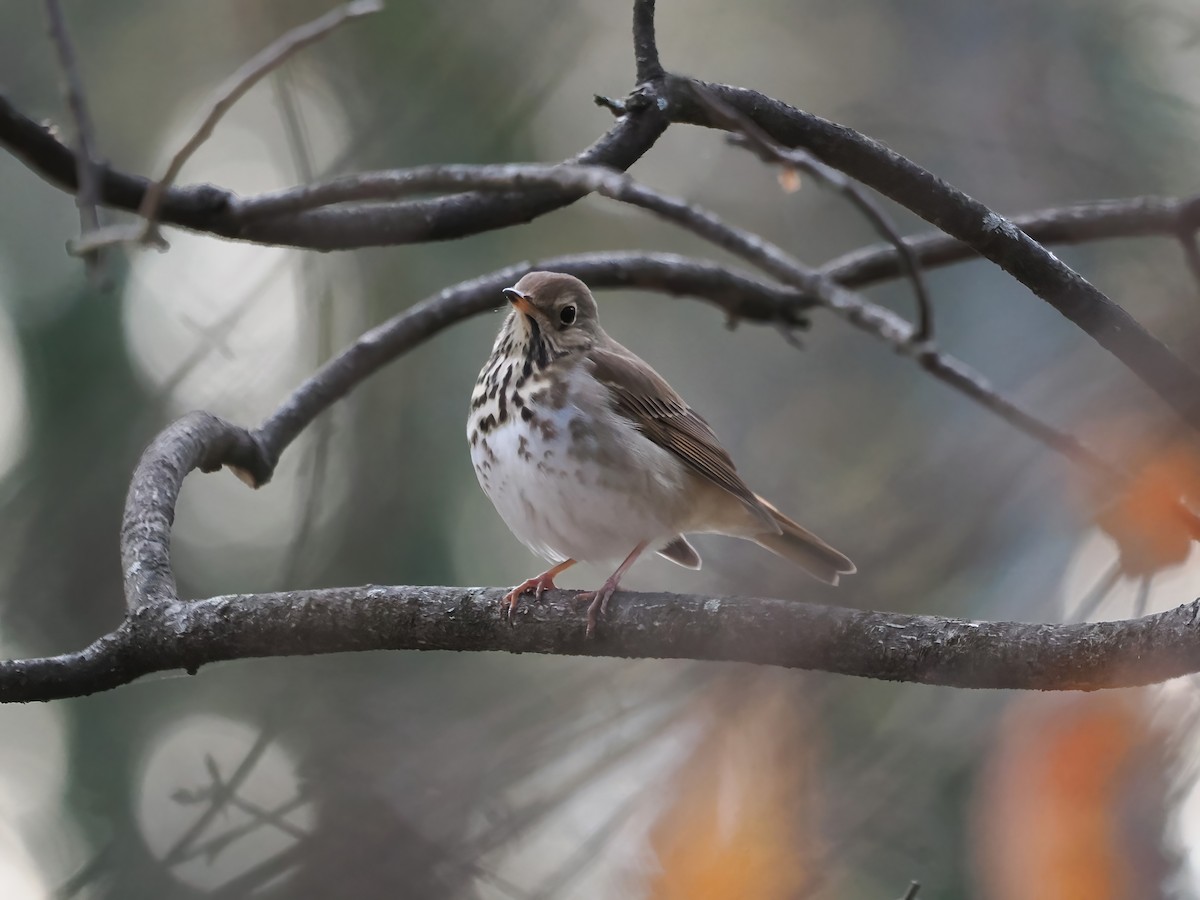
[[574, 578, 620, 638], [501, 571, 561, 622]]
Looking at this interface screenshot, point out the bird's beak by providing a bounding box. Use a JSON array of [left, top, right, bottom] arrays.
[[502, 287, 535, 317]]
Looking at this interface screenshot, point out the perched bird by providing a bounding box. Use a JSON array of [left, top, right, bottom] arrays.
[[467, 271, 854, 635]]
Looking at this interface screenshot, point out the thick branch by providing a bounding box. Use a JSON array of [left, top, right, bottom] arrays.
[[0, 92, 669, 249], [4, 587, 1200, 702], [121, 412, 270, 610]]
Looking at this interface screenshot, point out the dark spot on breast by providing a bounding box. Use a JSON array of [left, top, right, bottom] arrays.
[[520, 407, 534, 422], [478, 414, 496, 434], [512, 391, 525, 409], [538, 419, 558, 441], [518, 435, 532, 461]]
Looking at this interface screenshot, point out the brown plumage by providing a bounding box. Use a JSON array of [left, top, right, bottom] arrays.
[[467, 270, 855, 634]]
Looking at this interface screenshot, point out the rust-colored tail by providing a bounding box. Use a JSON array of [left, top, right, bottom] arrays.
[[751, 494, 855, 586]]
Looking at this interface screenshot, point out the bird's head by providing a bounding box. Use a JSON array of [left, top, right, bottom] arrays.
[[501, 271, 601, 355]]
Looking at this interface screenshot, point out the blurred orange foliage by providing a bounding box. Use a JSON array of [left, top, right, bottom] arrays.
[[1093, 444, 1200, 576], [972, 692, 1170, 900], [643, 678, 820, 900]]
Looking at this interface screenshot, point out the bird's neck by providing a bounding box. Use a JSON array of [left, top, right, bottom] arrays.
[[492, 312, 576, 381]]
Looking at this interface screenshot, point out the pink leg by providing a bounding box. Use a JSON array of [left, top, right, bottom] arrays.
[[502, 558, 576, 622], [575, 542, 649, 637]]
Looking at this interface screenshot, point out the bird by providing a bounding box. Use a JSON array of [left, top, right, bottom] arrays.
[[467, 271, 854, 635]]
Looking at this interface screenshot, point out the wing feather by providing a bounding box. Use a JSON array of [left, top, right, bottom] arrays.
[[588, 344, 776, 530]]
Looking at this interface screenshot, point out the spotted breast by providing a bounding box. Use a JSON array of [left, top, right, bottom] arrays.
[[467, 317, 690, 566]]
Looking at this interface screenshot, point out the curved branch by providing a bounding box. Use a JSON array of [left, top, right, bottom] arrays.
[[253, 251, 813, 464], [121, 412, 270, 610], [4, 586, 1200, 702], [0, 92, 669, 249], [666, 78, 1200, 433]]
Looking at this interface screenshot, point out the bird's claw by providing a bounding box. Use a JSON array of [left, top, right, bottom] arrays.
[[500, 574, 559, 623], [574, 582, 618, 638]]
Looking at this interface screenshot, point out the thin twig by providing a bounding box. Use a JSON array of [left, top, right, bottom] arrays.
[[899, 882, 921, 900], [161, 726, 279, 866], [272, 66, 337, 587], [1071, 558, 1122, 623], [43, 0, 105, 278], [1133, 575, 1153, 620], [70, 0, 383, 254], [688, 81, 936, 342]]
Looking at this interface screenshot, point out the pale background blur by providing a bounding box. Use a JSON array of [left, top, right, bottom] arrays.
[[1, 1, 1200, 897]]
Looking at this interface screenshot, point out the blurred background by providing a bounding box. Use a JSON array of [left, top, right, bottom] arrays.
[[1, 0, 1200, 897]]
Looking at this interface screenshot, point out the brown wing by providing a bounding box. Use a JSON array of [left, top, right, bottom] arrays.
[[588, 344, 777, 530]]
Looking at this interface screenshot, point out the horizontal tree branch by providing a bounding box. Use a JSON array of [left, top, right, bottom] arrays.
[[824, 194, 1200, 289], [0, 90, 669, 249], [4, 586, 1200, 703]]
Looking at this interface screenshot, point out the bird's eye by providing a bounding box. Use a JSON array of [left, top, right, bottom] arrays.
[[559, 304, 576, 325]]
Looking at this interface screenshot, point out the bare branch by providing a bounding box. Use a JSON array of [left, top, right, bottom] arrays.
[[229, 164, 1160, 487], [689, 81, 935, 343], [253, 252, 813, 467], [4, 586, 1200, 703], [71, 0, 383, 253], [87, 254, 1200, 710], [632, 0, 665, 83], [121, 412, 270, 611], [0, 90, 669, 249], [664, 77, 1200, 436], [42, 0, 104, 274], [824, 195, 1200, 289]]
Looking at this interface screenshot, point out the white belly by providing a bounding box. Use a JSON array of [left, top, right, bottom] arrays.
[[470, 368, 687, 565]]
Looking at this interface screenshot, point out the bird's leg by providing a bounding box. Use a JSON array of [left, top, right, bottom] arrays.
[[502, 558, 576, 621], [575, 541, 649, 637]]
